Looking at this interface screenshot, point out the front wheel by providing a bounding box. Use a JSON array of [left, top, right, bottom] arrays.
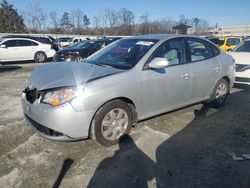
[[91, 100, 133, 146], [208, 78, 229, 108]]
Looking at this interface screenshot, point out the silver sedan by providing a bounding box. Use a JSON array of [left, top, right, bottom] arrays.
[[21, 34, 235, 146]]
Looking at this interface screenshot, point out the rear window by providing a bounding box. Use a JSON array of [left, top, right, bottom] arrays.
[[17, 40, 38, 47], [226, 38, 241, 46]]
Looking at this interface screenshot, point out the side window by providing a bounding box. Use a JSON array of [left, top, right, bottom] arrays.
[[187, 38, 213, 62], [30, 41, 38, 46], [150, 39, 184, 66], [3, 40, 17, 47], [17, 40, 32, 47], [209, 43, 221, 57], [226, 38, 240, 46]]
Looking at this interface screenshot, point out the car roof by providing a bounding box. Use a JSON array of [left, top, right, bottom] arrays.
[[128, 34, 207, 41], [130, 34, 180, 40], [1, 37, 41, 43]]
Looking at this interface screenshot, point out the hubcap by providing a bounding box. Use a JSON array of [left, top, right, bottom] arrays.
[[101, 108, 128, 141], [37, 53, 45, 62], [215, 83, 227, 103]]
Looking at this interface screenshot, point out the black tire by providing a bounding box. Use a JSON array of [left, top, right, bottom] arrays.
[[207, 78, 229, 108], [34, 51, 46, 63], [91, 100, 133, 146]]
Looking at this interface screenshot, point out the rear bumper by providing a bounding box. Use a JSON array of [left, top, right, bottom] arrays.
[[46, 49, 56, 58], [21, 92, 94, 141]]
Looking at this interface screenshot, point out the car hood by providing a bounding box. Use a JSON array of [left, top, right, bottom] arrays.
[[227, 52, 250, 65], [29, 62, 124, 90], [228, 52, 250, 72]]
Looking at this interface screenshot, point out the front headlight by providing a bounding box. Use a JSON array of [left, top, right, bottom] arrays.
[[41, 87, 77, 106]]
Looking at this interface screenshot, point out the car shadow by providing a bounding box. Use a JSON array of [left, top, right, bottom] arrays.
[[87, 135, 155, 188], [0, 58, 53, 65], [87, 88, 250, 188], [0, 65, 22, 72], [155, 88, 250, 188]]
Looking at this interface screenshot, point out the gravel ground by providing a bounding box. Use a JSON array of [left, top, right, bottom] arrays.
[[0, 62, 249, 188]]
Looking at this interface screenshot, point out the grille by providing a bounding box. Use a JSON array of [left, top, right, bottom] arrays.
[[25, 113, 63, 137]]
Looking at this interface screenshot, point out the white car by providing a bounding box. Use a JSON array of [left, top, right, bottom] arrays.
[[0, 38, 56, 63], [228, 39, 250, 85]]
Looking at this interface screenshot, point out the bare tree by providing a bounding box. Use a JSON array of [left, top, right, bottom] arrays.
[[25, 2, 47, 32], [104, 8, 118, 34], [178, 14, 189, 24], [49, 11, 59, 29], [118, 8, 135, 35], [138, 12, 149, 34], [92, 15, 101, 35], [70, 9, 84, 34]]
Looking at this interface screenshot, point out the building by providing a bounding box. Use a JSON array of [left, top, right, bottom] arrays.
[[209, 24, 250, 36], [172, 23, 193, 34]]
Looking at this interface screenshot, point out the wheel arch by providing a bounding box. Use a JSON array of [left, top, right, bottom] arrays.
[[34, 51, 47, 62], [88, 97, 138, 138], [222, 76, 230, 85]]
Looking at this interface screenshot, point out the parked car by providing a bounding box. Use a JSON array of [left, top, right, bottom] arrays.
[[218, 36, 242, 51], [103, 36, 122, 46], [228, 39, 250, 85], [3, 35, 59, 51], [0, 38, 56, 63], [55, 37, 72, 49], [21, 34, 235, 146], [54, 40, 105, 62], [206, 36, 224, 46]]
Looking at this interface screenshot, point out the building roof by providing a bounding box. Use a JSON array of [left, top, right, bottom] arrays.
[[173, 23, 193, 30]]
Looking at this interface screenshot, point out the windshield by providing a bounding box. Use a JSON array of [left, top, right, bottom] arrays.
[[232, 41, 250, 52], [218, 39, 225, 46], [59, 38, 72, 42], [74, 40, 95, 48], [209, 38, 221, 45], [86, 38, 158, 69]]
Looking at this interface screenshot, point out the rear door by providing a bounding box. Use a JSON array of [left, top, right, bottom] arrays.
[[141, 38, 192, 117], [15, 39, 38, 60], [186, 38, 221, 102]]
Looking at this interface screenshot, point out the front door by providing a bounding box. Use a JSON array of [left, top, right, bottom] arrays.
[[141, 38, 192, 118], [0, 39, 18, 61]]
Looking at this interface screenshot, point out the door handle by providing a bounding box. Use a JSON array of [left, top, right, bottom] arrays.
[[213, 67, 220, 72], [181, 73, 190, 79]]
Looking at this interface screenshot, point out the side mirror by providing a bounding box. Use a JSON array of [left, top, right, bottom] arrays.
[[148, 57, 169, 69], [0, 44, 6, 48]]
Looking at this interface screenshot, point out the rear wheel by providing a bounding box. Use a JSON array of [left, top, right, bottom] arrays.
[[208, 78, 229, 108], [91, 100, 133, 146], [34, 51, 46, 63]]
